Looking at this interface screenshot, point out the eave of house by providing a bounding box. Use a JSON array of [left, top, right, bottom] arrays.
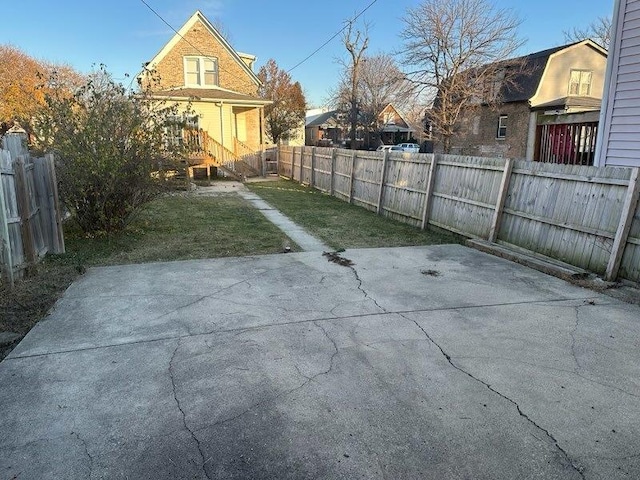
[[149, 86, 272, 107]]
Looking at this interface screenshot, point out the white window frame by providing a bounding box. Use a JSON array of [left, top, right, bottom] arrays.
[[497, 115, 507, 139], [183, 56, 219, 87], [568, 69, 592, 96]]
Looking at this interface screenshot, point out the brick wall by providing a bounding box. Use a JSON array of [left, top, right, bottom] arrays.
[[153, 19, 258, 96], [447, 102, 531, 158]]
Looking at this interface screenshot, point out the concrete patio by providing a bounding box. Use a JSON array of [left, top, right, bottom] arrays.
[[1, 245, 639, 479]]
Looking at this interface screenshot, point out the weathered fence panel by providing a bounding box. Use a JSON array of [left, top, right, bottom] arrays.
[[430, 155, 505, 239], [313, 147, 334, 193], [500, 162, 631, 274], [0, 140, 65, 286], [351, 150, 384, 211], [279, 145, 294, 179], [278, 145, 640, 284], [381, 153, 430, 226], [334, 149, 353, 201]]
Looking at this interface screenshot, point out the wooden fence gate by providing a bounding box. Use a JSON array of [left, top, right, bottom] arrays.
[[0, 133, 65, 287]]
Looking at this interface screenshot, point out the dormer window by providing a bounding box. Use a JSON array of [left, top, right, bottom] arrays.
[[184, 56, 219, 87], [569, 70, 592, 96]]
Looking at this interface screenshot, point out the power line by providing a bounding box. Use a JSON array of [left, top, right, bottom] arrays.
[[286, 0, 379, 73], [138, 0, 256, 89]]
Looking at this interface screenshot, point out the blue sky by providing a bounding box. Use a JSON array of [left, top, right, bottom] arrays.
[[3, 0, 614, 107]]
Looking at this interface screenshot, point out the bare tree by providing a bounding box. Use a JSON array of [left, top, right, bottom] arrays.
[[342, 22, 369, 149], [399, 0, 525, 153], [564, 16, 612, 50], [332, 53, 418, 147]]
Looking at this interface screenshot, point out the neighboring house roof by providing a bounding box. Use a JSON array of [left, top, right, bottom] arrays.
[[378, 103, 411, 127], [306, 110, 339, 128], [141, 10, 262, 87], [150, 87, 271, 106], [500, 39, 608, 103], [531, 95, 602, 111]]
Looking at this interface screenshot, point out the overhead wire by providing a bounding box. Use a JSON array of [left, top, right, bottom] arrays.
[[138, 0, 258, 90], [286, 0, 379, 73]]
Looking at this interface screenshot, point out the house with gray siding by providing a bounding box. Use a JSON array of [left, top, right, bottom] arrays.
[[596, 0, 640, 167]]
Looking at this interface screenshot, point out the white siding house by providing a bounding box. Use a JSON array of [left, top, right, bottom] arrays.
[[596, 0, 640, 167]]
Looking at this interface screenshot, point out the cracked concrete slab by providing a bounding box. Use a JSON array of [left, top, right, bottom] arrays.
[[1, 244, 639, 479]]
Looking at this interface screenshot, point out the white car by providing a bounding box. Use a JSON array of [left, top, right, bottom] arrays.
[[398, 143, 420, 153], [376, 145, 403, 152]]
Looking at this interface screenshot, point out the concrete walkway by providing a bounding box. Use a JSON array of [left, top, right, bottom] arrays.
[[1, 245, 639, 479], [187, 181, 330, 252]]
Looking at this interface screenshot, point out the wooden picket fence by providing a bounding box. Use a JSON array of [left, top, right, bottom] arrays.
[[0, 134, 65, 287], [278, 145, 640, 284]]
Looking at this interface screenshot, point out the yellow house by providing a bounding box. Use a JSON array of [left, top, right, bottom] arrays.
[[139, 10, 271, 177]]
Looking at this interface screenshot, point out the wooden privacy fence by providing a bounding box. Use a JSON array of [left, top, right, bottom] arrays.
[[0, 140, 65, 287], [278, 145, 640, 284]]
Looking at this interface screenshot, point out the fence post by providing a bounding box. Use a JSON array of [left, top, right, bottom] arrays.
[[293, 147, 298, 181], [0, 151, 14, 287], [310, 146, 316, 188], [45, 154, 65, 254], [299, 147, 304, 183], [488, 157, 514, 243], [276, 146, 281, 177], [14, 155, 37, 270], [421, 154, 439, 230], [330, 148, 336, 196], [377, 149, 389, 214], [606, 167, 640, 281], [348, 150, 357, 204]]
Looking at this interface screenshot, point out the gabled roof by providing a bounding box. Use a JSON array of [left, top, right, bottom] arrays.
[[306, 110, 339, 128], [143, 10, 261, 87], [500, 39, 607, 103], [378, 103, 411, 128]]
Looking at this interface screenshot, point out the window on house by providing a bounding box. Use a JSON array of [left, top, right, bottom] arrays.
[[497, 115, 507, 139], [569, 70, 592, 96], [184, 56, 219, 86]]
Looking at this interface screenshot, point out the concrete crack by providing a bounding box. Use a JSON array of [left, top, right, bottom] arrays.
[[349, 265, 387, 313], [323, 251, 387, 312], [570, 306, 582, 371], [401, 314, 586, 480], [313, 321, 340, 377], [72, 431, 94, 477], [169, 340, 212, 479], [196, 321, 340, 433], [453, 355, 640, 399]]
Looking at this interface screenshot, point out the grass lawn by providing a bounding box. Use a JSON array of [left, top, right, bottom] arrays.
[[0, 193, 294, 359], [246, 179, 462, 250]]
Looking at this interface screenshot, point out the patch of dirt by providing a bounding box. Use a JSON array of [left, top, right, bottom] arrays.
[[421, 269, 441, 277], [323, 251, 354, 267], [0, 264, 81, 361]]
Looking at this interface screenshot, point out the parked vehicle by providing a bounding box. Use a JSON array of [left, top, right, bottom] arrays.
[[376, 145, 403, 152], [398, 143, 420, 153]]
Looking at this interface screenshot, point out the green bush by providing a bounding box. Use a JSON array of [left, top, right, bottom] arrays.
[[37, 67, 190, 235]]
